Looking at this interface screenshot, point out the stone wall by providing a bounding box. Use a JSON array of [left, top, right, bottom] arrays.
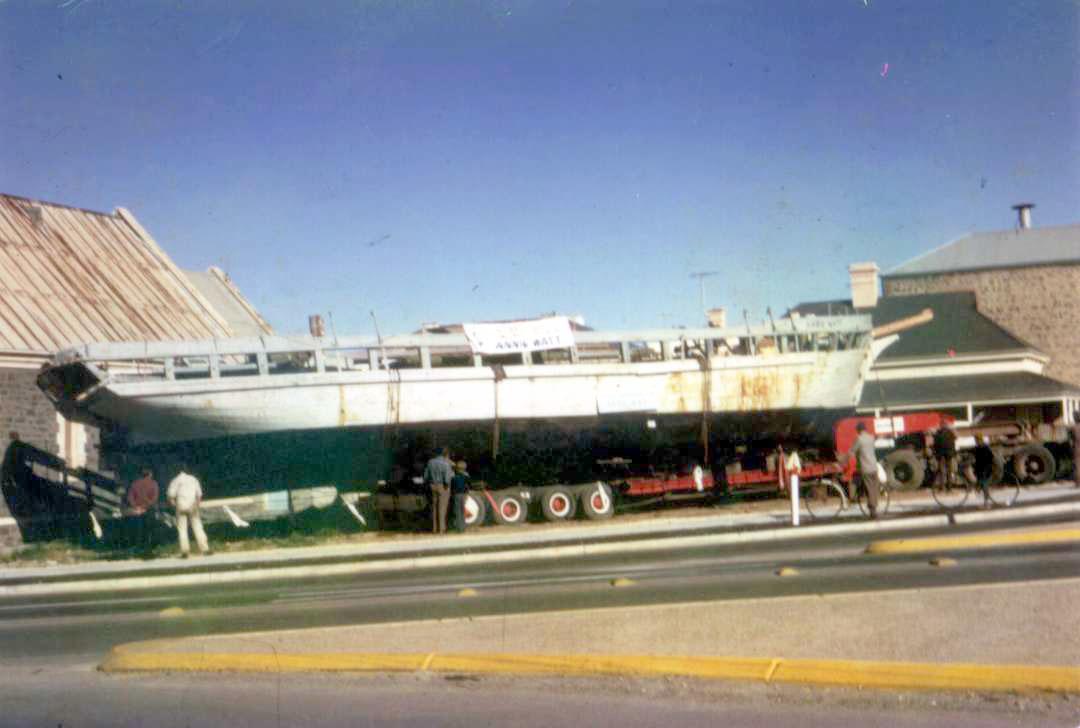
[[1, 368, 60, 549], [0, 367, 106, 550], [884, 263, 1080, 387], [0, 368, 61, 458]]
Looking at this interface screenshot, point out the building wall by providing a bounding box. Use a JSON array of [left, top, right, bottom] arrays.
[[884, 263, 1080, 388], [1, 368, 61, 459], [0, 366, 103, 550]]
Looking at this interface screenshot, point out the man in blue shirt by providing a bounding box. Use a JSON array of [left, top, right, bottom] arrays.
[[423, 447, 454, 534]]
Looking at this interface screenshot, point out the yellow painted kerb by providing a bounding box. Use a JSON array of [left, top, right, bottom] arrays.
[[866, 528, 1080, 555], [100, 642, 1080, 694]]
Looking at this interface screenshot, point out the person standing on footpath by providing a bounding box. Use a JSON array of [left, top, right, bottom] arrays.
[[167, 464, 211, 558], [125, 468, 160, 550], [933, 422, 958, 489], [843, 422, 881, 519], [449, 460, 471, 533], [424, 447, 454, 534]]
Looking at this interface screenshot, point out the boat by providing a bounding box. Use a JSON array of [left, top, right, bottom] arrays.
[[36, 314, 891, 487]]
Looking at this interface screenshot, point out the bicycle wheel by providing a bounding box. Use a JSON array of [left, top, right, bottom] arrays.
[[930, 476, 970, 510], [856, 482, 890, 516], [984, 472, 1021, 508], [802, 479, 845, 520]]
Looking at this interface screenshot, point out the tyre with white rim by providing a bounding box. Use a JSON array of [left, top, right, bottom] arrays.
[[579, 481, 614, 520], [462, 493, 487, 528], [491, 490, 528, 526], [540, 485, 577, 522]]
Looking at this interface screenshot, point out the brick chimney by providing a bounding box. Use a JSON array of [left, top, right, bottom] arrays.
[[848, 262, 880, 309]]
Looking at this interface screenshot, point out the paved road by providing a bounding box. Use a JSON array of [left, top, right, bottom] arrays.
[[6, 668, 1075, 728], [2, 514, 1078, 665], [3, 514, 1078, 727]]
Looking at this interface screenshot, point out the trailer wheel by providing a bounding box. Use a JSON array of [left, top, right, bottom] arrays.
[[463, 493, 487, 528], [882, 449, 925, 491], [579, 482, 614, 520], [491, 491, 528, 526], [1013, 444, 1055, 485], [540, 486, 577, 522]]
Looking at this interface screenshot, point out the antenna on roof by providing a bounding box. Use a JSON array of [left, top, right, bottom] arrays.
[[370, 310, 385, 370], [327, 311, 339, 346]]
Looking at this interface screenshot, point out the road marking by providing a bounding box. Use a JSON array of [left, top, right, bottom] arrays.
[[0, 595, 175, 612], [867, 528, 1080, 555], [100, 646, 1080, 693]]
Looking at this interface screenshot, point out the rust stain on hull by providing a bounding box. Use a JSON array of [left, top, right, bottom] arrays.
[[666, 371, 689, 413], [737, 371, 781, 412]]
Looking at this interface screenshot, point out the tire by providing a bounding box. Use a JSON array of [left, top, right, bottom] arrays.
[[462, 493, 487, 528], [882, 450, 925, 491], [490, 490, 528, 526], [930, 474, 970, 510], [579, 482, 614, 520], [540, 486, 577, 522], [1012, 444, 1055, 485], [802, 479, 845, 520]]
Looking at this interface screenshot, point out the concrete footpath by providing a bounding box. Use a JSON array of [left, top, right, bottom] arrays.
[[103, 576, 1080, 694], [4, 484, 1080, 597]]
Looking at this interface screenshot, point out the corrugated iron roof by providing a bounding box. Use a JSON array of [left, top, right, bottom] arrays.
[[183, 267, 274, 338], [788, 291, 1037, 360], [0, 193, 240, 353], [886, 223, 1080, 277]]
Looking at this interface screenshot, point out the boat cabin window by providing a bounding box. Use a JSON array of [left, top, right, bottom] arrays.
[[432, 352, 474, 368], [267, 351, 318, 374], [629, 342, 662, 362], [481, 352, 527, 367], [218, 354, 261, 377], [175, 357, 211, 379], [386, 348, 422, 369]]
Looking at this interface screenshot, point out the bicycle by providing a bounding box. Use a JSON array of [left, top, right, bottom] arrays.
[[801, 475, 890, 520], [929, 454, 1021, 509]]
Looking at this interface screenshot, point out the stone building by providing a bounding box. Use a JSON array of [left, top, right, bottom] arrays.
[[791, 284, 1080, 427], [882, 204, 1080, 388], [0, 193, 270, 548]]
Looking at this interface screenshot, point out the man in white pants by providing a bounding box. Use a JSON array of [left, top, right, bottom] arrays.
[[167, 465, 210, 558]]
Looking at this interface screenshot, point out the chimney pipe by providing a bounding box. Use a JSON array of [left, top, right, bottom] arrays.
[[707, 307, 727, 329], [308, 314, 325, 337], [848, 262, 880, 309], [1012, 203, 1035, 230]]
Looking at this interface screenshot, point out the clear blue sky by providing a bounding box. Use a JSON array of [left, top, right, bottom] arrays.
[[2, 1, 1077, 336]]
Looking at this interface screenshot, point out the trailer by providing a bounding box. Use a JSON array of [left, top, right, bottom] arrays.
[[372, 409, 1075, 531], [836, 413, 1074, 491]]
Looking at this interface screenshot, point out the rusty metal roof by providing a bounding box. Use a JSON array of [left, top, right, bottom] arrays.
[[0, 193, 242, 353]]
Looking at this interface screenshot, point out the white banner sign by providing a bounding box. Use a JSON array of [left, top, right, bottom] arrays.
[[463, 316, 575, 356]]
